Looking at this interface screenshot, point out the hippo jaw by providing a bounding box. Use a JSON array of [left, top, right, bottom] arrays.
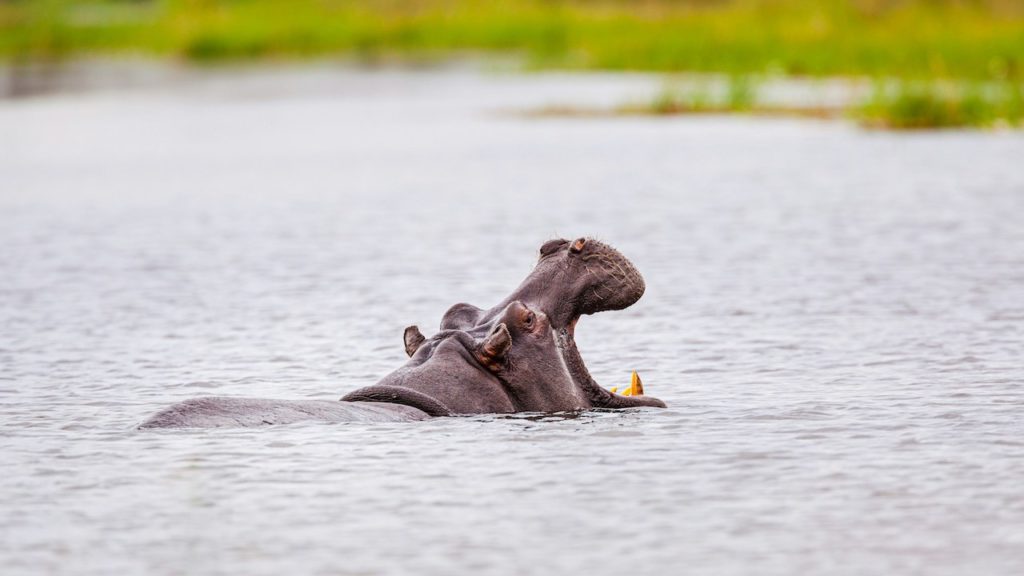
[[521, 237, 647, 328]]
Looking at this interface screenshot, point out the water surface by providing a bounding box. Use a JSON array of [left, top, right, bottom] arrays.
[[2, 65, 1023, 575]]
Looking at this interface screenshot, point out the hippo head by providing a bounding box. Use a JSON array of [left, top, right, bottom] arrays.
[[441, 237, 665, 410], [343, 300, 583, 415]]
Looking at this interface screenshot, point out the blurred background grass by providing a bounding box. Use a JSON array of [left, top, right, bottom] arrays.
[[3, 1, 1022, 127]]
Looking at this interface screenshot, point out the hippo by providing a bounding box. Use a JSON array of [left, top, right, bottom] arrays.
[[138, 301, 572, 427], [138, 237, 665, 428], [434, 237, 666, 411]]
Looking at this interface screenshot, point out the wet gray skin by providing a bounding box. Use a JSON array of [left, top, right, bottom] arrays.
[[137, 397, 431, 428], [346, 301, 587, 415], [139, 237, 663, 428], [481, 301, 590, 413], [340, 327, 517, 416]]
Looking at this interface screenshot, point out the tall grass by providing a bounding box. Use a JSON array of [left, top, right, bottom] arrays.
[[859, 81, 1024, 129]]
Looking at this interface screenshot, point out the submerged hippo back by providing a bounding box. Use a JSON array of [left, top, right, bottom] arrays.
[[139, 397, 429, 428]]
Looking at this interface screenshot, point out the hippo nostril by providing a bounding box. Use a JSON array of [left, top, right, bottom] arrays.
[[570, 238, 586, 254]]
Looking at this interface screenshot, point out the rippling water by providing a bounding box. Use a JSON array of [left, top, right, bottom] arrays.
[[2, 65, 1023, 575]]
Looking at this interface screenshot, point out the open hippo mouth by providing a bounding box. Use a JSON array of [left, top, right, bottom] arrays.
[[442, 237, 664, 410]]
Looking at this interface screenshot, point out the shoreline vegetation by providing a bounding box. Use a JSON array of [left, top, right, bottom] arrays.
[[3, 0, 1023, 129], [528, 76, 1024, 129]]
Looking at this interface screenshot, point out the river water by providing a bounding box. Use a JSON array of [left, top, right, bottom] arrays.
[[2, 64, 1023, 575]]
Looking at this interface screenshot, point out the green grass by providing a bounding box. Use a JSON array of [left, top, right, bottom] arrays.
[[2, 1, 1024, 82], [858, 81, 1024, 129], [619, 76, 763, 115], [5, 1, 1024, 128]]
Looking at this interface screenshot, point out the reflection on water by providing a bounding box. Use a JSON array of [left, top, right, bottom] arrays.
[[2, 66, 1023, 576]]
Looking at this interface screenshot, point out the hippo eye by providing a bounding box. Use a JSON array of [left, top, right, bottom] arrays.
[[523, 312, 535, 328]]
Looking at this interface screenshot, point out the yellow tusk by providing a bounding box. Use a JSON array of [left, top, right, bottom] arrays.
[[630, 371, 644, 396], [610, 372, 645, 396]]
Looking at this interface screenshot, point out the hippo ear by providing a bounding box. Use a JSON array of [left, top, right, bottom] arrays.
[[404, 325, 426, 357], [478, 323, 511, 367]]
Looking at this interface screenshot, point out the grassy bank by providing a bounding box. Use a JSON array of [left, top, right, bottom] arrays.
[[3, 1, 1023, 81], [4, 1, 1023, 128]]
